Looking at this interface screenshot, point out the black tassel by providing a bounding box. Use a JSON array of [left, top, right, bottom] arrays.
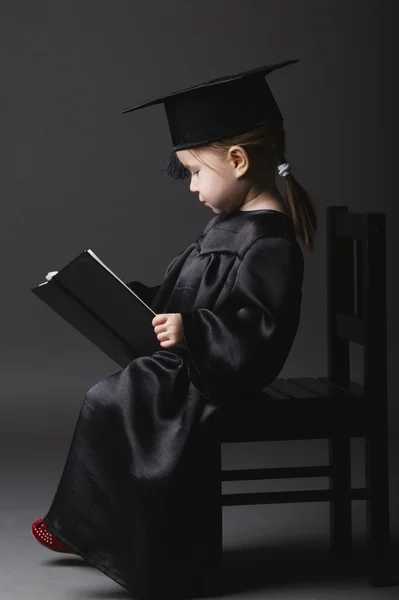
[[161, 150, 190, 180]]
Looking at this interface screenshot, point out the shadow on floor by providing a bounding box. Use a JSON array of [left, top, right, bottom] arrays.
[[207, 539, 399, 598], [43, 539, 399, 599]]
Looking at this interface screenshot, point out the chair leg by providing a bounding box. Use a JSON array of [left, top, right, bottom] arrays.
[[196, 415, 223, 596], [329, 437, 352, 563], [364, 430, 391, 586]]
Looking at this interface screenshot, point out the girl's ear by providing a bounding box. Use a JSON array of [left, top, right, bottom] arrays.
[[228, 145, 250, 178], [162, 151, 190, 180]]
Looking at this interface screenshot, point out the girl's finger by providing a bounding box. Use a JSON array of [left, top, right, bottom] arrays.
[[157, 332, 170, 341]]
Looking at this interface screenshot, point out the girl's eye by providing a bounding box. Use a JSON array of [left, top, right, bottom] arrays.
[[192, 171, 199, 176]]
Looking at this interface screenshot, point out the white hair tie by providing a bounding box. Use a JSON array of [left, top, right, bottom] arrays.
[[277, 162, 290, 177]]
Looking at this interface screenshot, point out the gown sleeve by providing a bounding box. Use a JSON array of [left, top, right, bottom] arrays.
[[180, 235, 303, 401]]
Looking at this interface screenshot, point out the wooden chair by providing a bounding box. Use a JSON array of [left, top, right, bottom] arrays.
[[197, 205, 391, 593]]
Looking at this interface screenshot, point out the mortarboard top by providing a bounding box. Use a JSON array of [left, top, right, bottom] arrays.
[[122, 59, 299, 179]]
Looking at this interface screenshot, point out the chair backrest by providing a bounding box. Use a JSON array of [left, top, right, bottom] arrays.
[[326, 205, 387, 401]]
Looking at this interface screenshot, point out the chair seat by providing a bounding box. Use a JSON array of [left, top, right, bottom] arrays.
[[220, 376, 367, 442]]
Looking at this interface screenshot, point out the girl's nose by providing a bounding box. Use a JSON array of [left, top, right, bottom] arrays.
[[190, 180, 198, 193]]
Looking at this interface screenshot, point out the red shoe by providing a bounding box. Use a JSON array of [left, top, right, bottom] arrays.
[[31, 518, 77, 554]]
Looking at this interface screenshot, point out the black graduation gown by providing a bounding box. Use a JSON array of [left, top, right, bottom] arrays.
[[43, 209, 304, 599]]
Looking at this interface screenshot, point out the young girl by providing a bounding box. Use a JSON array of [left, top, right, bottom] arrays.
[[31, 59, 317, 599]]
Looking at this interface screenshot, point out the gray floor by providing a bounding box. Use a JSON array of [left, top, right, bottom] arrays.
[[2, 441, 398, 599]]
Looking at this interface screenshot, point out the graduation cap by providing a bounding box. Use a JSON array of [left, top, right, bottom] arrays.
[[122, 59, 299, 179]]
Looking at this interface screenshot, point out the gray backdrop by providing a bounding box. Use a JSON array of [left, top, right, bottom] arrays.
[[2, 0, 398, 545]]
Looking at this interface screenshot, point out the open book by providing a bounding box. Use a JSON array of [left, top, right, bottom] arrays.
[[31, 249, 174, 368]]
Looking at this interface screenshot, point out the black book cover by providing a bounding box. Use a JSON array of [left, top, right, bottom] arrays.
[[31, 249, 166, 368]]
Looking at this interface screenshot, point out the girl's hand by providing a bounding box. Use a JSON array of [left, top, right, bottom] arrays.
[[152, 313, 186, 349]]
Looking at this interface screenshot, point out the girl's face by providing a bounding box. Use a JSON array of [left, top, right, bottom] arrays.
[[176, 148, 249, 214]]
